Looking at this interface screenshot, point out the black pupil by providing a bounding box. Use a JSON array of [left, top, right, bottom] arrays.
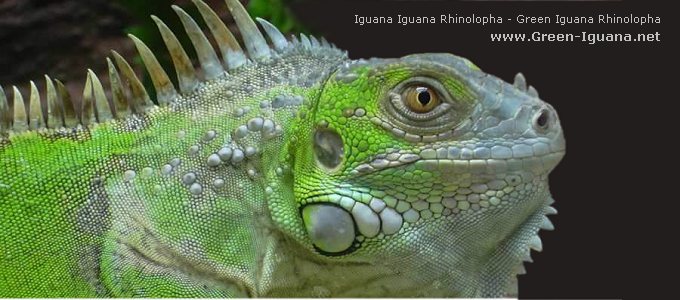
[[417, 88, 431, 106], [537, 111, 549, 127]]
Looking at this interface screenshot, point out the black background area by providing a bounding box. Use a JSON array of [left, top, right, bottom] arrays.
[[290, 1, 676, 299]]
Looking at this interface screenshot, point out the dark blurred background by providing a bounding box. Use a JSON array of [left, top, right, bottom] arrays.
[[0, 0, 127, 85]]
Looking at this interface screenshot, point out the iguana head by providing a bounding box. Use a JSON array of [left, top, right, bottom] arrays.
[[286, 53, 565, 295]]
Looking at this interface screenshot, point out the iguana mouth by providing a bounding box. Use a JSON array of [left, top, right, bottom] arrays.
[[351, 138, 565, 176]]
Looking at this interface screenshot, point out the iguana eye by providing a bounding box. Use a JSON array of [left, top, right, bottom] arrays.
[[404, 86, 440, 113], [380, 76, 473, 137]]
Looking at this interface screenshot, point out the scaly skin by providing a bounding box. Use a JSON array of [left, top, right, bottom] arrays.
[[0, 0, 564, 297]]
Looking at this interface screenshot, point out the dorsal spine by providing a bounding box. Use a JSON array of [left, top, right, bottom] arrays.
[[0, 0, 345, 140]]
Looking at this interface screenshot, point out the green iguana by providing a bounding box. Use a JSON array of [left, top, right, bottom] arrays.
[[0, 0, 565, 297]]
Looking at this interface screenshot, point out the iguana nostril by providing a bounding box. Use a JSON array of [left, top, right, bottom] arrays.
[[534, 109, 551, 131], [313, 128, 344, 170], [302, 204, 356, 254]]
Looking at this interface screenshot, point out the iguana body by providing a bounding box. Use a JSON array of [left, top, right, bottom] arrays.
[[0, 0, 565, 297]]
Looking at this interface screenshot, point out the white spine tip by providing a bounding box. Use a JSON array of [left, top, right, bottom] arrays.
[[514, 72, 527, 91], [528, 235, 543, 252], [256, 17, 289, 52], [540, 215, 555, 231], [545, 206, 558, 215]]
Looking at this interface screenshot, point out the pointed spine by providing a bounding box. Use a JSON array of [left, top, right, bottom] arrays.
[[32, 81, 49, 128], [128, 34, 177, 105], [528, 85, 539, 98], [546, 196, 555, 205], [152, 15, 199, 93], [256, 18, 288, 52], [528, 235, 543, 252], [299, 33, 311, 49], [29, 81, 44, 128], [514, 72, 527, 91], [106, 58, 127, 118], [320, 37, 331, 48], [224, 0, 270, 60], [55, 79, 78, 126], [112, 50, 150, 113], [192, 0, 246, 69], [82, 72, 95, 124], [13, 86, 28, 127], [540, 215, 554, 231], [310, 35, 320, 48], [545, 206, 558, 215], [88, 69, 113, 121], [172, 5, 224, 80], [45, 75, 65, 127]]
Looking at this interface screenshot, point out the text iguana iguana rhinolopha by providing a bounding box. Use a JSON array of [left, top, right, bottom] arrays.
[[0, 0, 565, 297]]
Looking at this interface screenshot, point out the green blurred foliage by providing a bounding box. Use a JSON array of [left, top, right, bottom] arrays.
[[247, 0, 309, 34]]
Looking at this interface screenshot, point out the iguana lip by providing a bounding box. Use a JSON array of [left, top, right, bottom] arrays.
[[352, 149, 565, 176], [349, 134, 566, 175], [415, 151, 565, 175]]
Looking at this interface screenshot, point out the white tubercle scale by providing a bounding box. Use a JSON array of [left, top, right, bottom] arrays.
[[379, 207, 403, 235], [351, 202, 380, 238]]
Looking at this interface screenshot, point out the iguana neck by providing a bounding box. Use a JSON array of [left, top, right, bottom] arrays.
[[95, 50, 348, 296]]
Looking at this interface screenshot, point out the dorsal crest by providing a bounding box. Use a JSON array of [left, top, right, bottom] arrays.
[[0, 0, 344, 136]]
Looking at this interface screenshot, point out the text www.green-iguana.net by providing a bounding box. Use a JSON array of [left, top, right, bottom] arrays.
[[490, 31, 661, 45]]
